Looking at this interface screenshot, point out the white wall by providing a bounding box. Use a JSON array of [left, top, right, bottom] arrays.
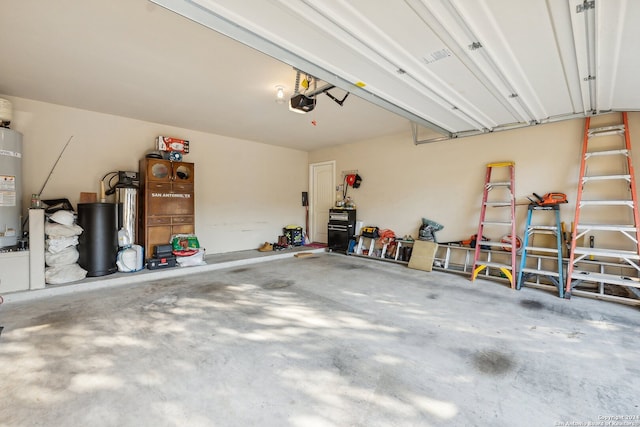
[[7, 93, 639, 255], [5, 95, 309, 253], [309, 112, 640, 249]]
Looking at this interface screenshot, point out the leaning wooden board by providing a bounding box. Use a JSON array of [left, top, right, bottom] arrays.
[[408, 240, 438, 272]]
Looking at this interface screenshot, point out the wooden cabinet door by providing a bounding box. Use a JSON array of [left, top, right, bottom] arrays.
[[146, 159, 172, 182], [172, 162, 194, 184], [172, 224, 195, 235], [147, 225, 172, 257], [146, 190, 193, 217]]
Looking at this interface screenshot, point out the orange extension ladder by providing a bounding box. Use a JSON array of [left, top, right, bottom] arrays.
[[471, 161, 518, 289], [565, 112, 640, 300]]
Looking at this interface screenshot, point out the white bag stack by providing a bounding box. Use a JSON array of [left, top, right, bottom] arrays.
[[44, 210, 87, 284]]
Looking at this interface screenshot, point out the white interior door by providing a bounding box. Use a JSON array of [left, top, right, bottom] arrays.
[[309, 161, 335, 243]]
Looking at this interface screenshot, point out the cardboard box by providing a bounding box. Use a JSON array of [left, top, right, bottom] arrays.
[[157, 136, 189, 153]]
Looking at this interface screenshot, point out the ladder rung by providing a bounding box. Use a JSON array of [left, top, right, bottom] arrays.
[[576, 224, 637, 232], [521, 268, 560, 277], [481, 241, 514, 249], [570, 271, 640, 287], [524, 246, 559, 253], [583, 174, 631, 182], [587, 125, 625, 137], [572, 247, 640, 260], [484, 202, 512, 207], [580, 200, 634, 207], [528, 225, 558, 231], [482, 221, 513, 226], [477, 262, 514, 270], [585, 149, 629, 158], [529, 205, 560, 211], [486, 182, 511, 187]]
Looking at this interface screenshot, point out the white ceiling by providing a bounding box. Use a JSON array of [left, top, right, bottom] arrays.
[[0, 0, 411, 151], [2, 1, 639, 151]]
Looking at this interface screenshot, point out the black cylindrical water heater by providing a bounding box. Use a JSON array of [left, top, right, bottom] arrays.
[[77, 203, 118, 277]]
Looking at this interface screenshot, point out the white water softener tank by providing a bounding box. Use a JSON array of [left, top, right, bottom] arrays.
[[0, 127, 23, 248]]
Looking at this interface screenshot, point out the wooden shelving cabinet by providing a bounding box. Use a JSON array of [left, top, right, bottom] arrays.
[[138, 158, 195, 259]]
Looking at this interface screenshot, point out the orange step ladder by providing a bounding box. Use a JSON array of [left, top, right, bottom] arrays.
[[471, 161, 518, 288], [565, 112, 640, 301]]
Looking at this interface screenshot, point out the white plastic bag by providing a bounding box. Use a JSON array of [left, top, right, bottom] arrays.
[[116, 245, 144, 272], [49, 210, 76, 226], [46, 236, 79, 253], [45, 246, 79, 267], [45, 264, 87, 284], [45, 221, 83, 237], [176, 249, 206, 267]]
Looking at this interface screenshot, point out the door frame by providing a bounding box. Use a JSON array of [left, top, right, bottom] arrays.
[[309, 160, 336, 243]]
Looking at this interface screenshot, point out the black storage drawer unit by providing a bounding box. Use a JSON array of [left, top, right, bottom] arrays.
[[328, 208, 356, 253]]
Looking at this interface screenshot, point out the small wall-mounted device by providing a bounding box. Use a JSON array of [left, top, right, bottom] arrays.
[[302, 191, 308, 207], [118, 171, 139, 187]]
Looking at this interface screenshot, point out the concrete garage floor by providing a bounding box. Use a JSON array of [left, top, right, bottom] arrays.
[[0, 252, 639, 427]]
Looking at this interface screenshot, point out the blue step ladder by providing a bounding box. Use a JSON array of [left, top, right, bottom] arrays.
[[517, 204, 564, 297]]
